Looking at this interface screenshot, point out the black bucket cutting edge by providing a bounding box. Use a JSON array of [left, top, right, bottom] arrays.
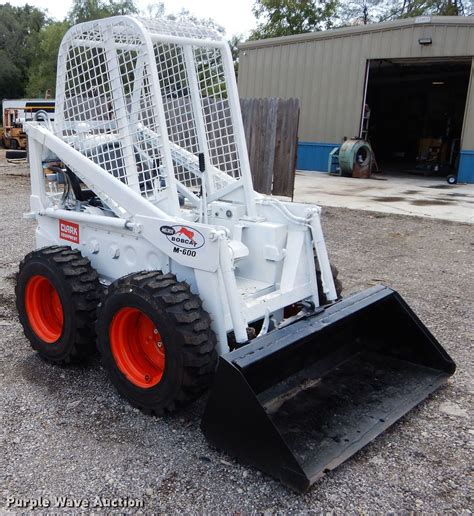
[[200, 285, 456, 492]]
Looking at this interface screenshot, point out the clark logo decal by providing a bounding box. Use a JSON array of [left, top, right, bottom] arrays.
[[59, 219, 80, 244], [160, 225, 205, 250]]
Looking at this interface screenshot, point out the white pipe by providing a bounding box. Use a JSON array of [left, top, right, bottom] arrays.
[[221, 42, 258, 219], [71, 38, 141, 51], [149, 33, 226, 49], [39, 207, 138, 231], [218, 237, 248, 344], [259, 198, 309, 225]]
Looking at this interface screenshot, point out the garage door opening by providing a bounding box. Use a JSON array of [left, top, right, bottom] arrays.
[[364, 59, 471, 178]]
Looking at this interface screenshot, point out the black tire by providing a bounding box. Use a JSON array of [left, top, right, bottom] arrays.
[[6, 149, 27, 159], [315, 259, 343, 305], [446, 174, 457, 185], [16, 246, 102, 363], [96, 271, 217, 415]]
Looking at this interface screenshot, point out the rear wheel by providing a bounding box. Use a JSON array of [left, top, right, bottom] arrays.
[[97, 271, 217, 415], [16, 246, 102, 363]]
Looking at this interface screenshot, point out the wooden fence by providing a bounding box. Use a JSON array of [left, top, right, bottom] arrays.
[[240, 97, 300, 197]]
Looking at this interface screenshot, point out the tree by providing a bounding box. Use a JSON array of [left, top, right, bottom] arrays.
[[68, 0, 138, 25], [0, 51, 22, 100], [369, 0, 469, 21], [142, 1, 166, 18], [228, 34, 243, 77], [0, 3, 48, 103], [338, 0, 390, 25], [249, 0, 470, 38], [250, 0, 339, 39], [26, 21, 70, 98]]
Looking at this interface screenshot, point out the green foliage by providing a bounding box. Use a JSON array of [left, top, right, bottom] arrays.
[[250, 0, 339, 39], [0, 3, 47, 102], [249, 0, 470, 39], [381, 0, 469, 19], [338, 0, 389, 25], [26, 21, 70, 98], [0, 50, 22, 99], [339, 0, 471, 24], [68, 0, 138, 25], [228, 34, 243, 77]]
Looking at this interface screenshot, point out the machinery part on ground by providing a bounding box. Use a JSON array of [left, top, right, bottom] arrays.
[[18, 16, 456, 490], [446, 174, 457, 185], [16, 246, 102, 363], [6, 150, 27, 160], [96, 271, 217, 415], [339, 139, 373, 178], [327, 146, 341, 175], [201, 285, 456, 492], [2, 99, 55, 151]]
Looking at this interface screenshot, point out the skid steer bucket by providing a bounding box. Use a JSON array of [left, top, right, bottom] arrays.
[[201, 285, 455, 492]]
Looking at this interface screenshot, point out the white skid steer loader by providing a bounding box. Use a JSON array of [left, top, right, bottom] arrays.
[[16, 16, 455, 491]]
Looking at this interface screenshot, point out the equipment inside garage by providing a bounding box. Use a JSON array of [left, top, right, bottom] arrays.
[[366, 59, 471, 177]]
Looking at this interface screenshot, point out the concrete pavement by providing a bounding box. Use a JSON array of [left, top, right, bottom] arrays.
[[293, 172, 474, 224]]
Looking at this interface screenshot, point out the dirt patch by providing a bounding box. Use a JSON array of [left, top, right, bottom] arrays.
[[444, 192, 473, 198], [424, 184, 452, 190], [410, 199, 452, 206], [372, 196, 405, 202]]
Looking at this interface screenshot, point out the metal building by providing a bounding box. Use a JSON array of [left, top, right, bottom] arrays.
[[238, 16, 474, 183]]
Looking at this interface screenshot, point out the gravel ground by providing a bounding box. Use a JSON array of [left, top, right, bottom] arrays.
[[1, 152, 472, 513]]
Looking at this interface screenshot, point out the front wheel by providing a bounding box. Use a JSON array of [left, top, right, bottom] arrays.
[[97, 271, 217, 415]]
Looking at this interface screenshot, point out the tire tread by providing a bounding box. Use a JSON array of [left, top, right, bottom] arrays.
[[101, 271, 217, 415], [16, 245, 102, 364]]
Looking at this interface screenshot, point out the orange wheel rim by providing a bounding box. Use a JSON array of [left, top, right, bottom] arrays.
[[109, 307, 165, 388], [25, 275, 64, 343]]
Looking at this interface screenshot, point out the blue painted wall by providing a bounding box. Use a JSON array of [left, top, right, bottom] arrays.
[[297, 142, 339, 172], [458, 151, 474, 184]]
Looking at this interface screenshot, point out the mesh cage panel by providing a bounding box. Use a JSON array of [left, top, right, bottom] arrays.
[[154, 42, 202, 194], [138, 17, 221, 40], [55, 16, 245, 205], [194, 46, 241, 191], [58, 20, 169, 200]]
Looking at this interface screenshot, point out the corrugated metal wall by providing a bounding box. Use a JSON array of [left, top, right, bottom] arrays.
[[461, 57, 474, 147], [238, 18, 474, 151]]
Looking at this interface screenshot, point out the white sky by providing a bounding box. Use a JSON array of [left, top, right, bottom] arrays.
[[6, 0, 257, 37]]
